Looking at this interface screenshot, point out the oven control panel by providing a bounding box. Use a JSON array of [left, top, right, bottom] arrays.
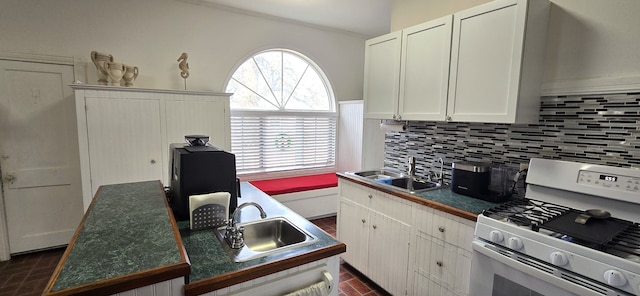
[[578, 170, 640, 193]]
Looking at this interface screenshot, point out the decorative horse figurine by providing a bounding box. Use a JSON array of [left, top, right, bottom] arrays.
[[177, 52, 189, 79]]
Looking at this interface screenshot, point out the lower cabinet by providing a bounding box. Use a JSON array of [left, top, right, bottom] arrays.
[[337, 180, 411, 295], [337, 179, 476, 296], [410, 204, 474, 296]]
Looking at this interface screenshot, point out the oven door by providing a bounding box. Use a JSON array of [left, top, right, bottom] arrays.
[[470, 240, 630, 296]]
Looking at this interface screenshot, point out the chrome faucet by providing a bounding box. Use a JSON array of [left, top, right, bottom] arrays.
[[434, 157, 444, 185], [408, 156, 416, 191], [225, 202, 267, 249], [408, 156, 416, 179]]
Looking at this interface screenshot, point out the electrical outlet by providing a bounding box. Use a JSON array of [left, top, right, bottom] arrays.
[[520, 163, 529, 171]]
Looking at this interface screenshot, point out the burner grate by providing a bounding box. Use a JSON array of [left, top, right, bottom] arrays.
[[607, 223, 640, 261], [481, 198, 570, 228]]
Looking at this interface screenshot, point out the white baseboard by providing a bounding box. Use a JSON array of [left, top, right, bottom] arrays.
[[271, 187, 338, 219]]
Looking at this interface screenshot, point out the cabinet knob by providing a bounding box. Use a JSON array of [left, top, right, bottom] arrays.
[[436, 261, 443, 267], [368, 194, 373, 199], [438, 226, 445, 233], [361, 219, 366, 223], [4, 174, 15, 183], [397, 115, 401, 120], [372, 225, 377, 229], [392, 114, 396, 119], [446, 116, 452, 121], [150, 159, 156, 164]]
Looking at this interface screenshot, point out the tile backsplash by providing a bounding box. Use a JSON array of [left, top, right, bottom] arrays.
[[384, 93, 640, 183]]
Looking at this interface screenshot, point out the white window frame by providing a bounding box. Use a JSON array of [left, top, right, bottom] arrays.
[[226, 49, 338, 181]]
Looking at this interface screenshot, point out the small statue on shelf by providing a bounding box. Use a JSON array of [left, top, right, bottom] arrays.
[[177, 52, 189, 89]]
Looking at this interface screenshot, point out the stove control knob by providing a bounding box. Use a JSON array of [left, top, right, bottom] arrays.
[[604, 270, 627, 287], [507, 237, 524, 250], [549, 251, 568, 266], [489, 230, 504, 243]]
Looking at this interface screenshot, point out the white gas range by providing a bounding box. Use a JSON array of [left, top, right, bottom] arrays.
[[470, 158, 640, 296]]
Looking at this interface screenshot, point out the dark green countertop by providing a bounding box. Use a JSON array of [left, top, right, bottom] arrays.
[[413, 187, 502, 214], [44, 181, 189, 295], [337, 173, 502, 221], [181, 182, 345, 296]]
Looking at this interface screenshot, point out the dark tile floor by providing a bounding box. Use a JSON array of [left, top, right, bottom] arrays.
[[0, 247, 64, 296], [0, 216, 389, 296]]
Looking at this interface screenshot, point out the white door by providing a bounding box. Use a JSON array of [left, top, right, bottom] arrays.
[[0, 60, 83, 255]]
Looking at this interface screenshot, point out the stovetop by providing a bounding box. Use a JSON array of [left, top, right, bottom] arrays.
[[481, 198, 640, 264]]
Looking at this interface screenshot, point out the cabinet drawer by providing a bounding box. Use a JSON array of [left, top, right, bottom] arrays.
[[339, 180, 411, 224], [413, 203, 475, 249]]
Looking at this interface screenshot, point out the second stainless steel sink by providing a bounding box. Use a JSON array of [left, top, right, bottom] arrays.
[[214, 216, 317, 262]]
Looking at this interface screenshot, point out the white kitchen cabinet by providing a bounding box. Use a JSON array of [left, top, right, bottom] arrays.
[[364, 0, 549, 124], [73, 85, 231, 210], [337, 179, 411, 295], [447, 0, 550, 123], [398, 15, 453, 121], [364, 16, 452, 121], [363, 31, 401, 119], [409, 204, 475, 296]]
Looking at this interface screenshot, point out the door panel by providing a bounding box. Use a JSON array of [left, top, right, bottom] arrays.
[[0, 60, 82, 254]]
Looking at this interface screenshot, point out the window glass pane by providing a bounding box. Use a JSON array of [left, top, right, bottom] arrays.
[[287, 68, 330, 110], [227, 79, 278, 110], [254, 51, 283, 107]]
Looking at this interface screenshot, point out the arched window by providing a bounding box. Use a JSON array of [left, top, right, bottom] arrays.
[[225, 49, 337, 176]]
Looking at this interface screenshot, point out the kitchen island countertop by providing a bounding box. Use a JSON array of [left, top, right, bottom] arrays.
[[180, 182, 345, 296], [43, 180, 345, 296]]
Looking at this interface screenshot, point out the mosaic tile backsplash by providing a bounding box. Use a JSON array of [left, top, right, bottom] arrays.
[[384, 93, 640, 184]]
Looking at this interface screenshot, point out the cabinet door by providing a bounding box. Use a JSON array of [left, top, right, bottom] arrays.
[[368, 211, 411, 296], [85, 97, 163, 195], [164, 97, 230, 184], [363, 31, 402, 119], [447, 0, 526, 123], [398, 15, 453, 121], [337, 200, 369, 273]]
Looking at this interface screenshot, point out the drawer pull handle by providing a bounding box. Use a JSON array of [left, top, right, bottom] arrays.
[[372, 225, 377, 229], [150, 159, 156, 164], [436, 261, 443, 267], [361, 219, 366, 223], [438, 226, 445, 233], [368, 194, 373, 199]]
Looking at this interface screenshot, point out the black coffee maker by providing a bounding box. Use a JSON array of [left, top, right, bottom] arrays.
[[168, 135, 240, 221]]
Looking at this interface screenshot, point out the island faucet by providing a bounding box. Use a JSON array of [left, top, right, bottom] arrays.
[[225, 202, 267, 249]]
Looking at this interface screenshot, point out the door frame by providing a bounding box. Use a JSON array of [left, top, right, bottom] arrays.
[[0, 51, 85, 260]]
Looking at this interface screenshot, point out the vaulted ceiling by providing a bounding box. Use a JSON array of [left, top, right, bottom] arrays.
[[199, 0, 392, 37]]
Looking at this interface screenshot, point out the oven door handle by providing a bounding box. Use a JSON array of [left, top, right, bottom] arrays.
[[472, 241, 622, 296]]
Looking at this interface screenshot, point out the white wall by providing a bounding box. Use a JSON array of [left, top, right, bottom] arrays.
[[0, 0, 365, 100], [390, 0, 640, 94]]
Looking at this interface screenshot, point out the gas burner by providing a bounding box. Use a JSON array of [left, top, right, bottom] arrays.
[[481, 198, 570, 228]]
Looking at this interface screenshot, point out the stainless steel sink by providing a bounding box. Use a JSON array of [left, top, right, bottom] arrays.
[[351, 169, 406, 180], [346, 169, 443, 194], [214, 216, 317, 262], [389, 177, 440, 192]]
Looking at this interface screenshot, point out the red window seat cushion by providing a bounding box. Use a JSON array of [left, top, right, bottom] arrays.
[[249, 173, 338, 195]]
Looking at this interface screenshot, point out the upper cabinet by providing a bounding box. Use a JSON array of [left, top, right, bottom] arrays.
[[364, 0, 549, 124], [447, 0, 550, 123], [73, 85, 231, 210], [363, 31, 402, 119], [364, 16, 452, 121]]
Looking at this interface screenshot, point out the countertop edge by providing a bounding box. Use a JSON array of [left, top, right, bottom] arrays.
[[43, 181, 191, 296], [337, 174, 478, 222], [183, 243, 346, 296]]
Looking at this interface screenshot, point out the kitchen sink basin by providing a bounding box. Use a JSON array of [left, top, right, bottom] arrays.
[[346, 169, 443, 194], [214, 216, 317, 262], [351, 169, 406, 180], [389, 177, 440, 192]]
